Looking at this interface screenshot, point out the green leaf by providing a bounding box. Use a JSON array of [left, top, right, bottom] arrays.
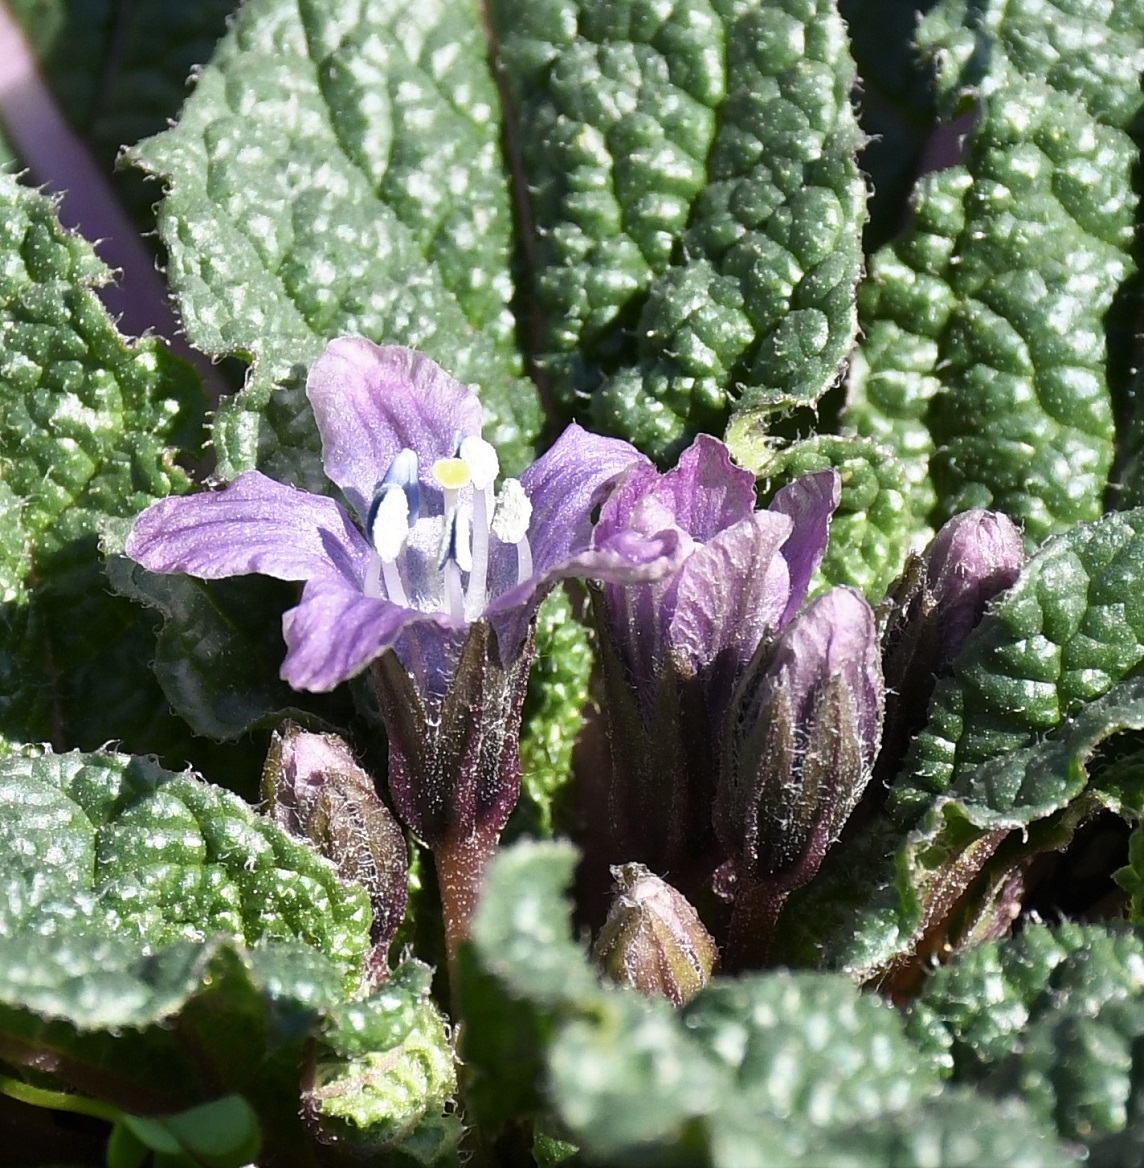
[[907, 922, 1144, 1158], [773, 669, 1144, 981], [120, 1095, 261, 1168], [752, 434, 917, 600], [462, 841, 1068, 1165], [0, 173, 206, 759], [895, 510, 1144, 824], [513, 587, 595, 838], [130, 0, 544, 484], [308, 962, 459, 1159], [493, 0, 866, 460], [0, 749, 370, 971], [0, 748, 382, 1157], [846, 0, 1143, 540]]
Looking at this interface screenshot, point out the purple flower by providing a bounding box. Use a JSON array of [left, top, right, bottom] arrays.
[[589, 434, 840, 879], [127, 338, 675, 956], [126, 338, 671, 696]]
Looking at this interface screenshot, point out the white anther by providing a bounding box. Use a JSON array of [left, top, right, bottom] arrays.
[[459, 435, 500, 490], [491, 478, 532, 546], [370, 486, 410, 562]]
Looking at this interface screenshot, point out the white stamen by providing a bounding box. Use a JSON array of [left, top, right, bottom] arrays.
[[515, 535, 533, 585], [492, 478, 532, 545], [363, 552, 383, 599], [382, 558, 409, 607], [459, 435, 499, 490], [453, 504, 473, 573], [467, 485, 491, 614], [370, 486, 410, 561], [493, 478, 534, 586]]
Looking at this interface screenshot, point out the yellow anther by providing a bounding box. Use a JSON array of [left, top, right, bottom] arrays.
[[432, 457, 472, 492]]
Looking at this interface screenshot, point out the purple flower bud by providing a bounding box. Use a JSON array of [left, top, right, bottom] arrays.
[[263, 723, 408, 979], [590, 435, 840, 880], [714, 587, 883, 966], [877, 509, 1024, 785], [592, 863, 717, 1006]]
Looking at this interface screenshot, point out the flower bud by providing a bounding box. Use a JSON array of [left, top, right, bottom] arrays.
[[717, 587, 884, 888], [877, 510, 1023, 783], [263, 723, 408, 975], [593, 863, 717, 1005]]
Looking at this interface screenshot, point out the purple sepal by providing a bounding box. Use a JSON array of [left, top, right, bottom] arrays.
[[373, 619, 533, 849]]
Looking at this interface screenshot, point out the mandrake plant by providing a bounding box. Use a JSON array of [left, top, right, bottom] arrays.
[[0, 0, 1143, 1164]]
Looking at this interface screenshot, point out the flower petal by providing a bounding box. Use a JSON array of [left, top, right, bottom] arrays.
[[125, 471, 369, 585], [648, 434, 757, 540], [667, 510, 793, 684], [520, 423, 651, 573], [281, 576, 456, 692], [768, 469, 840, 626], [307, 338, 484, 521]]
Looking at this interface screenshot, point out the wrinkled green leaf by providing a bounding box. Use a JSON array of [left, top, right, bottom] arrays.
[[896, 510, 1144, 824], [494, 0, 866, 460], [0, 173, 205, 758], [907, 922, 1144, 1159], [131, 0, 543, 484], [847, 0, 1143, 539], [513, 587, 594, 838], [308, 962, 459, 1160], [774, 668, 1144, 981], [0, 749, 370, 970], [752, 434, 916, 600]]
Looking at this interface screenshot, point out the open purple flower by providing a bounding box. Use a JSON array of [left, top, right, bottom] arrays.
[[127, 337, 674, 961], [128, 339, 668, 695], [590, 434, 840, 882]]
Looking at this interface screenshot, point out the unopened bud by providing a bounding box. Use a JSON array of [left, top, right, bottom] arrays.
[[593, 863, 717, 1005], [878, 510, 1023, 784], [716, 587, 884, 887], [263, 724, 408, 973]]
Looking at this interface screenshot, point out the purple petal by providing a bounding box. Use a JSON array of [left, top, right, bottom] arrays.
[[125, 471, 370, 586], [768, 469, 840, 626], [281, 577, 456, 692], [306, 338, 484, 520], [646, 435, 757, 540], [520, 423, 651, 573], [485, 524, 686, 671], [666, 510, 793, 680], [769, 586, 883, 761]]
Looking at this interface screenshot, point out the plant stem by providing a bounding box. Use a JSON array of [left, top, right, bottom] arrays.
[[0, 1075, 120, 1123], [434, 822, 502, 983]]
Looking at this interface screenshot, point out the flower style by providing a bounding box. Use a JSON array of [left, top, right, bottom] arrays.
[[590, 433, 841, 880], [127, 338, 674, 960]]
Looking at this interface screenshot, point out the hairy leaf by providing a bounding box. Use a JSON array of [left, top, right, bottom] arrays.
[[0, 174, 205, 758], [493, 0, 866, 460], [131, 0, 543, 484], [847, 0, 1144, 539], [461, 841, 1068, 1166]]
